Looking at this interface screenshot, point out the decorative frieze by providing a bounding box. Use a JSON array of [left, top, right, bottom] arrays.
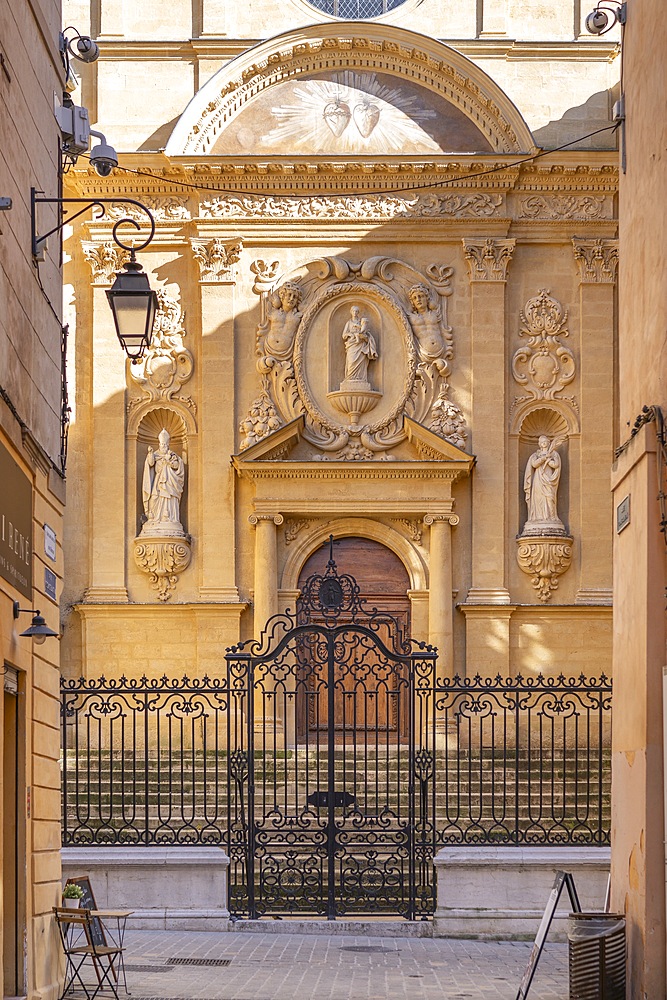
[[463, 239, 516, 281], [518, 195, 608, 220], [516, 536, 573, 603], [572, 238, 619, 283], [105, 197, 191, 221], [81, 241, 130, 285], [512, 289, 576, 408], [200, 192, 503, 221], [191, 238, 243, 282]]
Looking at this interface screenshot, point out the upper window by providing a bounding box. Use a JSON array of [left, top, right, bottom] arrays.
[[305, 0, 407, 17]]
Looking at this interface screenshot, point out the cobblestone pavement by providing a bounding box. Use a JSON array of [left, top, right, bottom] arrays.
[[113, 928, 568, 1000]]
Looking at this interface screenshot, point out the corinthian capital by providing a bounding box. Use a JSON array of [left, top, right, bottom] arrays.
[[191, 238, 243, 282], [463, 238, 516, 281], [572, 238, 619, 283]]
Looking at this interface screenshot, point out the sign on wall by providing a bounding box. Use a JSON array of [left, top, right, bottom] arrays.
[[0, 440, 33, 600]]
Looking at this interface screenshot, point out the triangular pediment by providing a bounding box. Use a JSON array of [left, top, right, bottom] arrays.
[[233, 417, 305, 462], [167, 24, 535, 157], [404, 417, 475, 468]]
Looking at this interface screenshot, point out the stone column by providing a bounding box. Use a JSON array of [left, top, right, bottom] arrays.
[[572, 238, 618, 606], [424, 513, 458, 680], [249, 513, 284, 737], [248, 514, 283, 639], [462, 237, 515, 605], [191, 237, 242, 602]]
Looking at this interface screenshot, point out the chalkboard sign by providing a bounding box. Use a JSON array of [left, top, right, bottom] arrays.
[[516, 871, 581, 1000], [65, 876, 105, 947]]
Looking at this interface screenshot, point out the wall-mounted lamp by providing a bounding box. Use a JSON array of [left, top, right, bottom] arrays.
[[31, 189, 158, 359], [585, 1, 626, 34], [13, 603, 59, 643]]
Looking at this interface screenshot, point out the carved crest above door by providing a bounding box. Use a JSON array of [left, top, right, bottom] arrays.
[[241, 255, 467, 461]]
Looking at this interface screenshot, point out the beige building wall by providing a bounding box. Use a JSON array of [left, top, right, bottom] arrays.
[[0, 0, 65, 996], [61, 3, 619, 698], [610, 0, 667, 995]]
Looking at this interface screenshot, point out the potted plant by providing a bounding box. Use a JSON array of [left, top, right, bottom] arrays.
[[62, 883, 84, 909]]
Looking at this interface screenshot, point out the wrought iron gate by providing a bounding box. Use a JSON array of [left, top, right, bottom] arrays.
[[225, 544, 438, 919]]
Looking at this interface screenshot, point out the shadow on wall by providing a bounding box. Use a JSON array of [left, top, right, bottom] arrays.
[[138, 116, 181, 152], [533, 90, 619, 151]]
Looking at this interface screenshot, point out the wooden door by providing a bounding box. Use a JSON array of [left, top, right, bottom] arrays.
[[297, 538, 411, 740]]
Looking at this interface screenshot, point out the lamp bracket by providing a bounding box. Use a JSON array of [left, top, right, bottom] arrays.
[[13, 602, 41, 619], [31, 188, 155, 259]]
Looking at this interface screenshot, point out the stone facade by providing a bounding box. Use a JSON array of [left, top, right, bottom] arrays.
[[610, 2, 667, 995], [61, 8, 618, 690], [0, 0, 65, 996]]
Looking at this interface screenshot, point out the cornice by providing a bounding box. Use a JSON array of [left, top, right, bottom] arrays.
[[232, 460, 471, 483], [73, 601, 248, 618], [252, 498, 457, 516], [93, 37, 619, 64]]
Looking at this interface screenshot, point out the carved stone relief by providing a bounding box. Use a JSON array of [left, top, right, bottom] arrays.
[[572, 238, 619, 283], [200, 192, 503, 221], [284, 519, 312, 544], [516, 536, 573, 603], [128, 289, 195, 413], [518, 195, 608, 220], [82, 241, 130, 285], [463, 239, 516, 281], [240, 255, 468, 459], [105, 197, 191, 221], [511, 289, 576, 412], [133, 539, 192, 602], [191, 238, 243, 282]]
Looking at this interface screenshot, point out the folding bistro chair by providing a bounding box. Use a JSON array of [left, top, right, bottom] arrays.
[[53, 906, 127, 1000]]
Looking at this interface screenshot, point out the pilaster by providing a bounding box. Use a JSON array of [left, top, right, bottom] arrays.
[[84, 285, 128, 603], [194, 238, 242, 602], [462, 238, 516, 606], [572, 238, 618, 605]]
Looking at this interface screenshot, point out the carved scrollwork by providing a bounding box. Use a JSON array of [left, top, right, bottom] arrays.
[[200, 192, 503, 221], [512, 289, 576, 410], [516, 536, 573, 603], [128, 289, 195, 410], [519, 195, 607, 220], [133, 537, 192, 602]]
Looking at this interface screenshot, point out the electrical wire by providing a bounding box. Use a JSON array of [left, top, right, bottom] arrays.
[[76, 121, 620, 202]]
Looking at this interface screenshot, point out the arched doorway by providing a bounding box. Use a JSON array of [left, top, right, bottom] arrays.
[[297, 537, 411, 742]]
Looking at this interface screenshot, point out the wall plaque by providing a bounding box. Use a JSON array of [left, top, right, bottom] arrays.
[[44, 524, 57, 561], [616, 495, 630, 533], [0, 440, 32, 600]]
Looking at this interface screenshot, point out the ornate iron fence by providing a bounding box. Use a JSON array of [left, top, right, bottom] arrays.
[[61, 670, 611, 911], [60, 554, 611, 917]]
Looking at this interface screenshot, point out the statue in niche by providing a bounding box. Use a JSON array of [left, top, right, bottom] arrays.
[[341, 305, 378, 385], [257, 281, 302, 370], [522, 435, 566, 535], [141, 429, 186, 537], [408, 283, 453, 376]]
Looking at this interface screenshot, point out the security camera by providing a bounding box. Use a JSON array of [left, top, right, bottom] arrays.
[[89, 130, 118, 177], [73, 36, 99, 63], [585, 8, 611, 33]]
